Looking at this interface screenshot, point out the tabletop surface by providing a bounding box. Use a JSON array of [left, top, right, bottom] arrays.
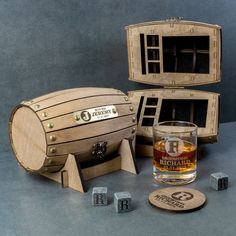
[[1, 122, 236, 236]]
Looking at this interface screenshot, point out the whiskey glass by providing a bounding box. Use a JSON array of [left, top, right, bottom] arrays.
[[153, 121, 198, 185]]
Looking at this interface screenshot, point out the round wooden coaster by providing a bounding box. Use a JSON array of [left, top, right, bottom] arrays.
[[149, 187, 206, 212]]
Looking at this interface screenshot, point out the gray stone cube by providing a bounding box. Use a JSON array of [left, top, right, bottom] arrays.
[[210, 172, 229, 190], [114, 192, 132, 213], [92, 187, 108, 206]]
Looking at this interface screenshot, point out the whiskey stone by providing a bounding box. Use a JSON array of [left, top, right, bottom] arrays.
[[210, 172, 229, 190], [114, 192, 132, 213], [92, 187, 108, 206]]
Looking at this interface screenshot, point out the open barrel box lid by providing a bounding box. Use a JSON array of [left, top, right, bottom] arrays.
[[125, 19, 221, 155]]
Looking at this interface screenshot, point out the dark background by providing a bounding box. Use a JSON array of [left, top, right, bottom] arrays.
[[1, 0, 235, 151]]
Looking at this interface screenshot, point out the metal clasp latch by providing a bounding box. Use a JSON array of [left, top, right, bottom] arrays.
[[92, 142, 107, 159]]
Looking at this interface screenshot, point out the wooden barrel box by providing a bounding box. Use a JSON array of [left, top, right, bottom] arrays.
[[9, 88, 137, 174], [125, 19, 221, 156]]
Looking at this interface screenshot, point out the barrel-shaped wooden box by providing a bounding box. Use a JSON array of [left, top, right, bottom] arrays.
[[9, 88, 137, 174]]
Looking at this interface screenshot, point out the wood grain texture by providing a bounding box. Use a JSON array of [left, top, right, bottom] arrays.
[[29, 88, 125, 112], [38, 95, 131, 121], [149, 187, 206, 212], [45, 115, 135, 145], [42, 138, 138, 192], [10, 88, 136, 174], [43, 154, 86, 192], [42, 103, 134, 132], [128, 89, 219, 143], [126, 20, 221, 86], [10, 106, 46, 171], [46, 127, 135, 164], [119, 139, 137, 174]]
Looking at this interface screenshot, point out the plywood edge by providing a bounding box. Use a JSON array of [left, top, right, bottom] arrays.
[[125, 20, 221, 30], [9, 105, 47, 172], [24, 87, 124, 106], [82, 157, 121, 180], [82, 138, 138, 180], [30, 88, 126, 112], [41, 140, 138, 192], [128, 88, 220, 96], [42, 154, 86, 192], [119, 139, 138, 174], [128, 76, 221, 88]]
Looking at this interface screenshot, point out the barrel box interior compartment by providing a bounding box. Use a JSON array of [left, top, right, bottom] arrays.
[[125, 19, 221, 148]]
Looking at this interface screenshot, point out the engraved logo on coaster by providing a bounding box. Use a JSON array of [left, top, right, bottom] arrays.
[[171, 191, 194, 201], [149, 187, 206, 212]]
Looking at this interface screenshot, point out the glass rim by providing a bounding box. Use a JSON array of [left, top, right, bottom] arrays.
[[153, 120, 198, 134]]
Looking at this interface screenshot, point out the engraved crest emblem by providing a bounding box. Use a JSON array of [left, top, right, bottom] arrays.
[[165, 137, 184, 157]]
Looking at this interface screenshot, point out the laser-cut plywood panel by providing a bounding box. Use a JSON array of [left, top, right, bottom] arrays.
[[128, 89, 219, 144], [126, 20, 221, 86], [126, 20, 221, 146]]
